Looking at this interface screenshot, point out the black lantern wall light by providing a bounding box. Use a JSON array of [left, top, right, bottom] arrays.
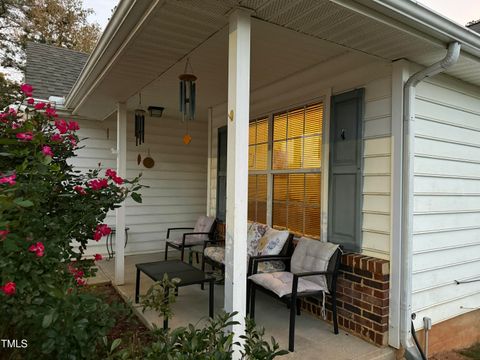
[[134, 93, 164, 146]]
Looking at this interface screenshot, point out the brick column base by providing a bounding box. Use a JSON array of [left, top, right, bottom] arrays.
[[301, 253, 390, 346]]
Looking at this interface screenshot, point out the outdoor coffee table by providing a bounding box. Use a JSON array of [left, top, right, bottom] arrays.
[[135, 260, 215, 329]]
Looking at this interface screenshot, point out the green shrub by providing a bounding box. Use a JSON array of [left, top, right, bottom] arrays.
[[0, 85, 144, 359], [141, 312, 288, 360]]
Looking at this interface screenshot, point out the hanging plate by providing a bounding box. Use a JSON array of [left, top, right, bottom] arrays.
[[143, 149, 155, 168]]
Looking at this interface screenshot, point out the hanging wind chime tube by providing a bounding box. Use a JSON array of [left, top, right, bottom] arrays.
[[179, 58, 197, 122], [179, 58, 197, 145], [134, 93, 146, 146]]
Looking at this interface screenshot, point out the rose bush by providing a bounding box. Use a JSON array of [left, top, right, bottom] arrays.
[[0, 85, 144, 359]]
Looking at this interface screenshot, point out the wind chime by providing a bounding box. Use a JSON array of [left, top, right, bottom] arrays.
[[179, 58, 197, 144], [134, 93, 146, 146]]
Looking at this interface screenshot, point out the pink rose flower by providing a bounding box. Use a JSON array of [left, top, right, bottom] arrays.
[[34, 102, 46, 110], [93, 224, 112, 241], [113, 176, 124, 185], [1, 282, 16, 296], [94, 254, 103, 261], [93, 231, 102, 241], [0, 229, 9, 240], [54, 119, 68, 134], [76, 278, 86, 286], [51, 134, 62, 142], [68, 134, 77, 147], [20, 84, 33, 97], [0, 173, 16, 186], [88, 178, 108, 191], [45, 106, 57, 118], [68, 121, 79, 131], [27, 98, 34, 105], [41, 145, 53, 157], [105, 169, 116, 178], [73, 185, 86, 195], [16, 132, 33, 141], [28, 242, 45, 257]]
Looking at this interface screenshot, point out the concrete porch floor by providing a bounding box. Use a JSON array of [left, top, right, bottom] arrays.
[[93, 252, 395, 360]]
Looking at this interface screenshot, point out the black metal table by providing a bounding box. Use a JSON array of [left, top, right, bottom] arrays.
[[135, 260, 215, 329]]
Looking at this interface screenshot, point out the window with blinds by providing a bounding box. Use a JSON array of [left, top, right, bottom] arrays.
[[249, 117, 269, 171], [272, 103, 323, 237], [248, 174, 267, 224], [247, 103, 323, 238], [248, 117, 269, 222]]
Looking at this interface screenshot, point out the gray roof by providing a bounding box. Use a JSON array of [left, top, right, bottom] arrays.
[[25, 42, 89, 100], [468, 21, 480, 34]]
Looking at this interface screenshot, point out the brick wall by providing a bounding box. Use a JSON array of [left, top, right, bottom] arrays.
[[301, 253, 390, 346]]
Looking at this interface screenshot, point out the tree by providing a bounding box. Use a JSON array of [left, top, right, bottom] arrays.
[[24, 0, 101, 53], [0, 73, 20, 109], [0, 0, 101, 74]]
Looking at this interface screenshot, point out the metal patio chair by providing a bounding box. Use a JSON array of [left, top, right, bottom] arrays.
[[164, 215, 217, 262], [248, 237, 342, 352]]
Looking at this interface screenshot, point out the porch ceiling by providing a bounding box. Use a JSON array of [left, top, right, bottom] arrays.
[[69, 0, 480, 120]]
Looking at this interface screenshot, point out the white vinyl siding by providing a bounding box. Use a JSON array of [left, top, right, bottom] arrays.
[[362, 77, 392, 260], [208, 52, 393, 259], [71, 115, 207, 256], [412, 77, 480, 328]]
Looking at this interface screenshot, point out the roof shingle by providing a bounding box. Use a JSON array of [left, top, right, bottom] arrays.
[[25, 42, 89, 100]]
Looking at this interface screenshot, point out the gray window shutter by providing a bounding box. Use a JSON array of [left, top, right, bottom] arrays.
[[216, 126, 227, 222], [328, 89, 364, 252]]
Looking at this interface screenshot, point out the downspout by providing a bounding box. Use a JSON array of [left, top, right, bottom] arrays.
[[401, 41, 461, 359]]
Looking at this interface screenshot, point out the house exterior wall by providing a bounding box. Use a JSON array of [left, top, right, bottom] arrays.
[[412, 75, 480, 335], [70, 114, 208, 257], [208, 52, 393, 260]]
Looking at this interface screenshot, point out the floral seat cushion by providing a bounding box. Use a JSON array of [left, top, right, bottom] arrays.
[[204, 246, 225, 264], [203, 222, 288, 273]]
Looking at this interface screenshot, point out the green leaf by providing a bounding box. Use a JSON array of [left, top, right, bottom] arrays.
[[131, 192, 142, 203], [111, 338, 122, 352], [3, 237, 19, 252], [0, 139, 18, 145], [42, 156, 52, 165], [14, 198, 34, 207], [42, 311, 54, 328]]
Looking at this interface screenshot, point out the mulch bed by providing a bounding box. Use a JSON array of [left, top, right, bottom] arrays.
[[86, 283, 152, 355], [431, 343, 480, 360]]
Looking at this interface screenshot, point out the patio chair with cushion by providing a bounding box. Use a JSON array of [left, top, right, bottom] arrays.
[[248, 237, 342, 352], [201, 222, 294, 277], [164, 215, 217, 262]]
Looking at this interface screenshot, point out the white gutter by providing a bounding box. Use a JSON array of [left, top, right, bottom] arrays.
[[331, 0, 480, 60], [401, 41, 461, 359], [65, 0, 135, 109], [374, 0, 480, 58]]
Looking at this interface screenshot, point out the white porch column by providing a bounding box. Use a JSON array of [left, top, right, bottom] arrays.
[[115, 102, 127, 285], [225, 8, 251, 354]]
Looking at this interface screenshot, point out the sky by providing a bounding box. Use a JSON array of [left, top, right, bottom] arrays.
[[84, 0, 119, 30], [416, 0, 480, 25], [85, 0, 480, 30]]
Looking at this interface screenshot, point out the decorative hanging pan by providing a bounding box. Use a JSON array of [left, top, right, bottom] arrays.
[[143, 149, 154, 168]]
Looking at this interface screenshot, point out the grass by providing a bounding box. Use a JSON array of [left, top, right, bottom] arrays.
[[459, 343, 480, 360]]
